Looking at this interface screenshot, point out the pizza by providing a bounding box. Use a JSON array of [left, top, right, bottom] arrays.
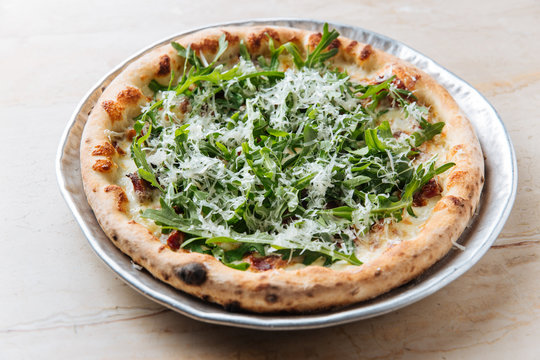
[[80, 24, 484, 312]]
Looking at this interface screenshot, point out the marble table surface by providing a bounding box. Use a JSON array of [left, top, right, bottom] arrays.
[[1, 0, 538, 358]]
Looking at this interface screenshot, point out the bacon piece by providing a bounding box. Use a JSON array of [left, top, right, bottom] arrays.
[[413, 178, 442, 207], [112, 141, 126, 156], [246, 254, 286, 272], [167, 231, 184, 250], [370, 219, 385, 232], [127, 172, 152, 202], [126, 129, 137, 141]]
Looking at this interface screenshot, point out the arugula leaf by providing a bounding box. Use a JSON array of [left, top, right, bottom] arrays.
[[130, 127, 163, 191], [304, 23, 340, 68], [239, 39, 250, 61], [410, 119, 445, 147]]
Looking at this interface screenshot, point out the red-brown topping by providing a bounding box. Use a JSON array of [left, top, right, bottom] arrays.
[[167, 231, 184, 250], [112, 141, 126, 156], [413, 178, 442, 207], [246, 254, 286, 272], [126, 129, 137, 141], [127, 172, 152, 202], [370, 219, 385, 232]]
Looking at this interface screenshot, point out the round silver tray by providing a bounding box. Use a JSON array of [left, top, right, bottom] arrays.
[[56, 19, 517, 330]]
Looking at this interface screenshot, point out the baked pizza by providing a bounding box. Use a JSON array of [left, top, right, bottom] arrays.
[[81, 24, 484, 312]]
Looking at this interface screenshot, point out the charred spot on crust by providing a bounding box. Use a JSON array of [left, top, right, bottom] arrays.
[[265, 294, 279, 304], [346, 40, 359, 53], [102, 100, 124, 122], [191, 38, 219, 54], [224, 301, 242, 312], [104, 185, 128, 212], [176, 263, 207, 285], [248, 28, 280, 50], [308, 32, 323, 49], [447, 195, 465, 207], [328, 38, 341, 50], [92, 159, 115, 173], [117, 86, 142, 106], [434, 195, 467, 212], [222, 31, 239, 44], [91, 142, 116, 156], [111, 233, 118, 241], [157, 54, 171, 76], [178, 98, 190, 114], [359, 44, 373, 61]]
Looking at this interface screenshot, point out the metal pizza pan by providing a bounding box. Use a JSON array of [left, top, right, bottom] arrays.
[[56, 19, 517, 330]]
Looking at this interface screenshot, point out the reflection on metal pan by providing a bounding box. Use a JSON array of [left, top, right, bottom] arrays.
[[56, 19, 517, 330]]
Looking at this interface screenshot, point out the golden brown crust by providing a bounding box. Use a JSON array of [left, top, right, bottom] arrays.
[[92, 159, 115, 173], [80, 26, 484, 313], [91, 142, 116, 157], [101, 100, 123, 123], [103, 185, 129, 213]]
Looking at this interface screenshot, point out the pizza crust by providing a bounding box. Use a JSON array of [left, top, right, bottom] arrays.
[[81, 26, 484, 312]]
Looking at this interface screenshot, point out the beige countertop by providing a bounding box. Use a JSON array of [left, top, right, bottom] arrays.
[[1, 0, 539, 358]]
